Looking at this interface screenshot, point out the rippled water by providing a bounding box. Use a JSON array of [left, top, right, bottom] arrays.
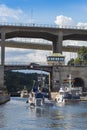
[[0, 97, 87, 130]]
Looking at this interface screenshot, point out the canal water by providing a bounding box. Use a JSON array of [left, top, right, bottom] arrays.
[[0, 97, 87, 130]]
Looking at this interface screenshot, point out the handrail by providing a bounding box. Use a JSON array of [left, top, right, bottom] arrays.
[[4, 62, 48, 66], [0, 22, 86, 30]]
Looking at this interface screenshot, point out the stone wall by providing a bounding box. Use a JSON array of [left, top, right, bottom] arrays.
[[52, 66, 87, 91]]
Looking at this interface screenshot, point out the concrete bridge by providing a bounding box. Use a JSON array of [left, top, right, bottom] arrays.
[[0, 40, 81, 52], [0, 23, 87, 65], [0, 23, 87, 91]]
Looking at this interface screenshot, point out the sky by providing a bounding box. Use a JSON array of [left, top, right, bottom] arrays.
[[0, 0, 87, 68]]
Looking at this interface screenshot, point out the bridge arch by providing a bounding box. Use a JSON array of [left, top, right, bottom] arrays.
[[73, 77, 84, 91]]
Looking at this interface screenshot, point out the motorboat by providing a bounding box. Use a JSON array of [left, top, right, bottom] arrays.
[[28, 76, 52, 108], [55, 87, 80, 104], [28, 91, 44, 108], [28, 87, 53, 108], [55, 74, 80, 104]]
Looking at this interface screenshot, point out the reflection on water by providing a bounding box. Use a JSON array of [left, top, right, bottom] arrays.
[[0, 97, 87, 130]]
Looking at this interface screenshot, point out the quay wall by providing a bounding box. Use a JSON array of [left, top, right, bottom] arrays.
[[0, 66, 4, 88], [52, 66, 87, 91]]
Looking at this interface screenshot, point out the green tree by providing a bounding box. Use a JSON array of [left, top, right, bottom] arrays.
[[4, 71, 49, 93], [67, 58, 74, 66], [78, 46, 87, 65], [74, 57, 82, 65], [67, 46, 87, 66]]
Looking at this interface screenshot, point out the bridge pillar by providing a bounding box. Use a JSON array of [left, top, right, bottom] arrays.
[[53, 31, 63, 53], [0, 30, 5, 89], [1, 30, 5, 66], [0, 66, 4, 89]]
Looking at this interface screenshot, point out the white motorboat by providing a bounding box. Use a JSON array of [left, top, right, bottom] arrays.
[[55, 87, 65, 104], [55, 74, 80, 104]]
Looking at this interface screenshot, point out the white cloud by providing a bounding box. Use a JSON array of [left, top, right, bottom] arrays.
[[4, 47, 51, 64], [77, 22, 87, 29], [26, 50, 51, 63], [54, 15, 74, 26], [0, 4, 23, 22]]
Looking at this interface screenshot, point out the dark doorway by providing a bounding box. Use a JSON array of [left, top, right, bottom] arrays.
[[73, 77, 84, 91]]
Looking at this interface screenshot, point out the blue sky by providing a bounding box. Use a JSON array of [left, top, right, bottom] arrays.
[[0, 0, 87, 66], [0, 0, 87, 24]]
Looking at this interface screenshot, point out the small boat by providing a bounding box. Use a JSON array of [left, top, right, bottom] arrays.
[[55, 87, 80, 104], [28, 76, 52, 108], [20, 86, 29, 98], [28, 90, 44, 108], [55, 74, 80, 104], [28, 87, 53, 108]]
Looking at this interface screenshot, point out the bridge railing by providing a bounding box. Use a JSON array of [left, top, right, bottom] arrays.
[[0, 22, 87, 30], [5, 62, 48, 66]]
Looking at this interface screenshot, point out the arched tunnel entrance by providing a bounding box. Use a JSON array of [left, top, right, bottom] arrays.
[[73, 77, 85, 91]]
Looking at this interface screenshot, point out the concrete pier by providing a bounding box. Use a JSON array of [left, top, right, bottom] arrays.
[[0, 66, 4, 88]]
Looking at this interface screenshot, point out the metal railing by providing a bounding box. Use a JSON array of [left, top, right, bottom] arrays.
[[0, 22, 87, 30], [5, 62, 48, 66]]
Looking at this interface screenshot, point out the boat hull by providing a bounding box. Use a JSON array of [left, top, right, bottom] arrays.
[[64, 99, 80, 103], [55, 94, 80, 104]]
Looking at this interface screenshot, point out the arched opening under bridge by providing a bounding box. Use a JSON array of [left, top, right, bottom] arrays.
[[73, 77, 85, 91]]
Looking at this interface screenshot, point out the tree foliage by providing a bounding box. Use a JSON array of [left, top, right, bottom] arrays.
[[78, 46, 87, 64], [4, 71, 49, 93], [67, 46, 87, 66], [67, 58, 74, 66]]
